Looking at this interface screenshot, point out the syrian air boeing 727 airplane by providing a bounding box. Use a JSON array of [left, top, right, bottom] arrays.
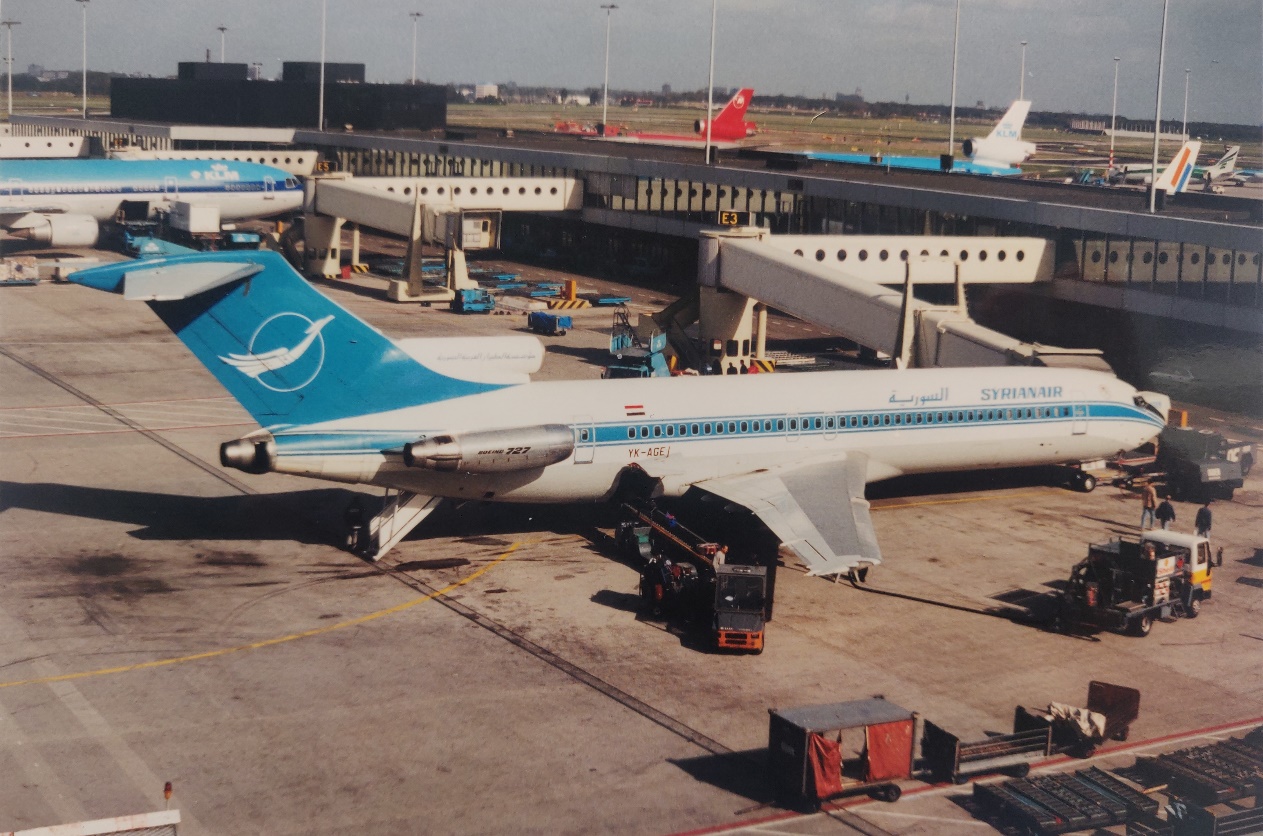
[[70, 251, 1170, 576], [0, 159, 304, 246]]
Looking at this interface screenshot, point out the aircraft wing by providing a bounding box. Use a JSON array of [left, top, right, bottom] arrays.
[[694, 453, 881, 577]]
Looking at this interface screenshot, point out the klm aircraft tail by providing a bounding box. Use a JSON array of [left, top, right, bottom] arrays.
[[987, 100, 1031, 142], [69, 251, 506, 427]]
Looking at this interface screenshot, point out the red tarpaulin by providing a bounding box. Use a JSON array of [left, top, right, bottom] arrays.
[[864, 719, 913, 782], [807, 733, 843, 799]]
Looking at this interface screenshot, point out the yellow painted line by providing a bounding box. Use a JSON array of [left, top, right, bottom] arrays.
[[0, 543, 520, 690], [872, 489, 1054, 511]]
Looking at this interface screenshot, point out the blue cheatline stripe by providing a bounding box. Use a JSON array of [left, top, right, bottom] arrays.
[[267, 401, 1160, 457]]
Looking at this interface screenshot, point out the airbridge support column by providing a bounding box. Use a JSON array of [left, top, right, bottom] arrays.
[[699, 227, 766, 373], [303, 214, 345, 279]]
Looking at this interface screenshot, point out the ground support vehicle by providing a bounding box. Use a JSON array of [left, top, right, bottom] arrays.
[[452, 287, 495, 314], [921, 720, 1050, 784], [603, 304, 670, 379], [620, 503, 769, 652], [768, 698, 915, 808], [526, 311, 572, 336], [1157, 427, 1252, 501], [1015, 681, 1139, 758], [712, 564, 767, 652], [1057, 533, 1213, 637], [1113, 428, 1254, 501]]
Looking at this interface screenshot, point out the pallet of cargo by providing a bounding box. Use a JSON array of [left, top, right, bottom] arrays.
[[1079, 766, 1161, 816], [973, 781, 1068, 835], [1026, 775, 1120, 829]]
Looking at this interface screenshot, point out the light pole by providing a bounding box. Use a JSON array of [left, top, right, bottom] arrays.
[[218, 25, 227, 63], [703, 0, 717, 164], [2, 19, 18, 117], [948, 0, 961, 152], [409, 12, 422, 84], [317, 0, 326, 130], [1148, 0, 1169, 214], [600, 4, 616, 132], [1109, 56, 1120, 169], [1019, 40, 1027, 100], [1181, 67, 1190, 139], [76, 0, 89, 118]]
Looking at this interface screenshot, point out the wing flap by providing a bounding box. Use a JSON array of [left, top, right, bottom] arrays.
[[697, 454, 881, 577]]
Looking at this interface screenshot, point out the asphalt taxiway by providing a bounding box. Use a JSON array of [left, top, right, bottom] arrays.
[[1, 252, 1261, 835]]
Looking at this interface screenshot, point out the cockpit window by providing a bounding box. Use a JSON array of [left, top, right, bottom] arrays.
[[285, 178, 298, 189], [1134, 395, 1164, 420]]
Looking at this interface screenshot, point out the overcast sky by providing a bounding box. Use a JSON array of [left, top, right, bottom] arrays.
[[4, 0, 1260, 125]]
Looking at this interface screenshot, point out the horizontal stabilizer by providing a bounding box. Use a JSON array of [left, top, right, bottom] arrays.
[[123, 261, 264, 301]]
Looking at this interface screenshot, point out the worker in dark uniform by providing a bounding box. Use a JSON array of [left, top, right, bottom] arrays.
[[1194, 501, 1212, 538], [1155, 496, 1176, 530]]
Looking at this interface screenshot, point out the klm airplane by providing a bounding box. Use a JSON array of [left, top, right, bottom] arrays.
[[69, 251, 1170, 575], [0, 158, 304, 246], [804, 101, 1036, 177]]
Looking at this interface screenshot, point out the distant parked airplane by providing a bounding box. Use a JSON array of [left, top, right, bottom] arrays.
[[0, 159, 304, 246], [1113, 141, 1202, 192], [803, 100, 1036, 177], [558, 88, 757, 149]]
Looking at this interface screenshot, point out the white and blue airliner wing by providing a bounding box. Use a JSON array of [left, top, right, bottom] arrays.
[[696, 453, 880, 577]]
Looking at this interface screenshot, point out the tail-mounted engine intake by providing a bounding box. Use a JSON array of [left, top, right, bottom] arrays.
[[403, 425, 575, 473], [8, 213, 100, 247], [220, 435, 277, 474]]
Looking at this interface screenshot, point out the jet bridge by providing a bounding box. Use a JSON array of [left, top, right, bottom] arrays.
[[694, 228, 1109, 372], [305, 175, 582, 302]]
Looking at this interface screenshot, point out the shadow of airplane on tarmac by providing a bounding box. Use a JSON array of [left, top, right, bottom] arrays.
[[0, 481, 629, 553]]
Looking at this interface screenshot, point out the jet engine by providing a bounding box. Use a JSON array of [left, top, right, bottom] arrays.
[[220, 435, 277, 474], [961, 136, 1035, 167], [403, 425, 575, 473], [692, 119, 757, 139], [8, 213, 100, 247]]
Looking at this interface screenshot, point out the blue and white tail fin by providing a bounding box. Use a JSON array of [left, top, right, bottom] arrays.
[[987, 100, 1031, 142], [1155, 140, 1201, 193], [69, 251, 507, 428]]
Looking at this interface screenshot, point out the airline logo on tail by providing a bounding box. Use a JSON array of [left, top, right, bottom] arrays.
[[219, 313, 333, 392], [1156, 141, 1201, 193]]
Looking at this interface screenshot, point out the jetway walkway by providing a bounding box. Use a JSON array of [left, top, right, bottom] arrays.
[[305, 175, 581, 302], [696, 229, 1109, 371]]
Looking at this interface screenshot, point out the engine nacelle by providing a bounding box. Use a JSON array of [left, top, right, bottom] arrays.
[[403, 424, 575, 473], [693, 119, 756, 139], [8, 213, 100, 246], [962, 137, 1035, 167], [220, 435, 277, 474]]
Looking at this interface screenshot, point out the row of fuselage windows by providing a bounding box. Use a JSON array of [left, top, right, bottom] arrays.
[[11, 184, 264, 195], [7, 179, 297, 196], [622, 405, 1077, 440]]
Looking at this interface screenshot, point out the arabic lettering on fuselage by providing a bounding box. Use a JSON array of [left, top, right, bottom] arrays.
[[980, 386, 1064, 401], [888, 387, 949, 406]]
